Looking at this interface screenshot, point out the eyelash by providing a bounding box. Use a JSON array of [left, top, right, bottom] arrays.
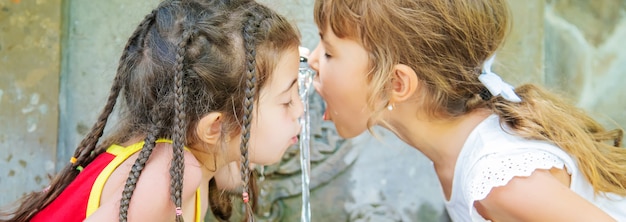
[[283, 98, 293, 107], [324, 53, 331, 58]]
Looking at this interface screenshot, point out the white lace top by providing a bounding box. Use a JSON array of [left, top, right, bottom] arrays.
[[444, 115, 626, 222]]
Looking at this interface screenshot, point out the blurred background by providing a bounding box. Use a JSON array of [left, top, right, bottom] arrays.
[[1, 0, 625, 221]]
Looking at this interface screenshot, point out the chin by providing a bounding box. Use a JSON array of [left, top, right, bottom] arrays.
[[336, 126, 366, 139], [254, 159, 278, 166], [268, 150, 289, 165]]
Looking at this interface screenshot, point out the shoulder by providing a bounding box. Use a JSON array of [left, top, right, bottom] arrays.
[[476, 169, 615, 221], [124, 143, 202, 219], [464, 145, 573, 204], [87, 142, 203, 221]]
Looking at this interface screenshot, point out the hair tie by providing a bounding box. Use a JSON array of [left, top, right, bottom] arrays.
[[478, 54, 522, 102], [76, 165, 84, 172], [70, 156, 77, 164], [175, 207, 183, 216], [479, 88, 492, 101], [242, 192, 249, 203]]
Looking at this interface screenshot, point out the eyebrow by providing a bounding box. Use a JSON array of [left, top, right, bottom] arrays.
[[281, 78, 298, 94], [318, 32, 336, 52]]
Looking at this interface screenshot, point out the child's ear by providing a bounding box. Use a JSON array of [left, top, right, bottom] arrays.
[[196, 112, 223, 145], [389, 64, 419, 103]]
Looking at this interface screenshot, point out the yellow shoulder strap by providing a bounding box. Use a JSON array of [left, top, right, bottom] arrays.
[[195, 188, 202, 222]]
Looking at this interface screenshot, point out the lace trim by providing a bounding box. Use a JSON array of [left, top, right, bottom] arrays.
[[467, 150, 566, 202]]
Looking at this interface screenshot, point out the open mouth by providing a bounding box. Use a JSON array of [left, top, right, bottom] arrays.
[[323, 107, 332, 121], [291, 136, 299, 145]]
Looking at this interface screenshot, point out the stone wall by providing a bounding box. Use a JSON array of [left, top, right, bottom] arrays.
[[0, 0, 61, 205], [544, 0, 626, 128], [1, 1, 625, 222]]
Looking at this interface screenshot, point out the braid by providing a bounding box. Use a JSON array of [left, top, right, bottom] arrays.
[[72, 7, 158, 168], [170, 27, 193, 222], [113, 10, 170, 221], [118, 122, 161, 222], [240, 9, 264, 221]]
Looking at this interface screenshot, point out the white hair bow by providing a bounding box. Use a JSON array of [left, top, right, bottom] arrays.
[[478, 55, 522, 102]]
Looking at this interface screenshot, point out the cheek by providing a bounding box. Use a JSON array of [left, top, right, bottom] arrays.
[[247, 121, 267, 164], [317, 69, 345, 98], [319, 66, 367, 106], [247, 108, 290, 165]]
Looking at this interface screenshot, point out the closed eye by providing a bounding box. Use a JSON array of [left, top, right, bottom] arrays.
[[283, 99, 293, 107]]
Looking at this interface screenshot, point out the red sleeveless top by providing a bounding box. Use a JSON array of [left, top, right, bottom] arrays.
[[31, 140, 201, 221]]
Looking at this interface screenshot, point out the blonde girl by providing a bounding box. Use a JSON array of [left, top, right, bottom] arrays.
[[308, 0, 626, 221]]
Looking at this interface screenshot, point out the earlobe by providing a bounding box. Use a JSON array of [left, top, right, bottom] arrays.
[[389, 64, 419, 103], [196, 112, 223, 145]]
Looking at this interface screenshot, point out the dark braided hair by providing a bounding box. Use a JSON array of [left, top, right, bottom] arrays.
[[1, 0, 300, 221], [117, 1, 195, 220], [118, 120, 162, 222], [239, 8, 266, 221], [169, 24, 193, 222]]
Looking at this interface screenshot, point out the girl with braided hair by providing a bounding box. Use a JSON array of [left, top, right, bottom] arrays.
[[1, 0, 302, 221], [308, 0, 626, 221]]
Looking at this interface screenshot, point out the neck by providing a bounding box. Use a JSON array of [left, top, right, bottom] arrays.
[[383, 108, 492, 170], [187, 148, 226, 182], [188, 135, 243, 190]]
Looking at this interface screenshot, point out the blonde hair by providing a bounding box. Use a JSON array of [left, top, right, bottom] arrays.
[[314, 0, 626, 195]]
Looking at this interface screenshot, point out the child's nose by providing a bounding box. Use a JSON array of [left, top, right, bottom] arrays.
[[307, 44, 321, 72]]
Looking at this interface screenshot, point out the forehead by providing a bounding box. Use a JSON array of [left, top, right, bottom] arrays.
[[319, 25, 366, 52], [262, 47, 299, 94]]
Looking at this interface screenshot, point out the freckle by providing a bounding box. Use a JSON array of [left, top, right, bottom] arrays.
[[9, 170, 15, 177], [19, 160, 27, 168]]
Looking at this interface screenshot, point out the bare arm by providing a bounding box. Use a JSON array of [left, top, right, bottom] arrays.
[[476, 169, 616, 222]]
